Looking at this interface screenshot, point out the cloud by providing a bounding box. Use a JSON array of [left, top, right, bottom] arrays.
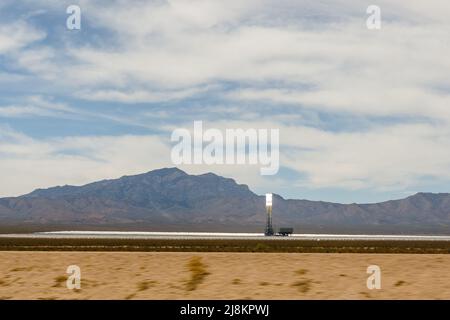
[[1, 1, 450, 202], [0, 96, 160, 130], [0, 96, 77, 118], [2, 117, 450, 201], [0, 20, 45, 54], [279, 122, 450, 190], [8, 0, 444, 124], [77, 85, 215, 103], [0, 127, 172, 197], [168, 119, 450, 192], [6, 1, 450, 108]]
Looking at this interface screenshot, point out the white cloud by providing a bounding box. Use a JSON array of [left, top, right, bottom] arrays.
[[77, 85, 215, 103], [16, 47, 57, 77], [1, 1, 450, 200], [0, 21, 45, 54], [35, 2, 445, 122], [7, 1, 450, 109], [0, 127, 172, 197], [280, 123, 450, 190], [2, 117, 450, 199], [0, 96, 75, 118], [171, 119, 450, 192]]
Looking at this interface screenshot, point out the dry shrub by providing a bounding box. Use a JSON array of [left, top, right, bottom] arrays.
[[395, 280, 406, 287], [291, 279, 312, 293], [53, 275, 67, 287], [185, 256, 210, 291], [137, 280, 157, 291]]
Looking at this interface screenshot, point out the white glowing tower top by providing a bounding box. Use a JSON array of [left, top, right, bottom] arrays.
[[265, 193, 273, 207]]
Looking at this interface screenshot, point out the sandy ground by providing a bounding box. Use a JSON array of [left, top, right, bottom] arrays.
[[0, 251, 449, 300]]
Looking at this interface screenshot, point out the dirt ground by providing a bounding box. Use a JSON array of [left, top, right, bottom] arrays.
[[0, 251, 449, 300]]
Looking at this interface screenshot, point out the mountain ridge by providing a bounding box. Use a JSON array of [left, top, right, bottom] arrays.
[[0, 167, 449, 234]]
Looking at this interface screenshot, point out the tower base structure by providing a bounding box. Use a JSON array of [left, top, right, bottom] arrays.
[[265, 205, 274, 236]]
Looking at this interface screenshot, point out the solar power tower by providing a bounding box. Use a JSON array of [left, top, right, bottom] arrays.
[[265, 193, 274, 236]]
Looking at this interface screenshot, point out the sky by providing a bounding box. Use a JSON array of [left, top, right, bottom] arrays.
[[0, 0, 450, 203]]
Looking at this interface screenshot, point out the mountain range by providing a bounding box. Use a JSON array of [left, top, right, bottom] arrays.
[[0, 167, 449, 234]]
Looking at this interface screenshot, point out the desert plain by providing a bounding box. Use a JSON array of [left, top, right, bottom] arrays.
[[0, 251, 449, 300]]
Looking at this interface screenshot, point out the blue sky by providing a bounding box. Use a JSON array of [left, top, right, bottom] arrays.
[[1, 0, 450, 203]]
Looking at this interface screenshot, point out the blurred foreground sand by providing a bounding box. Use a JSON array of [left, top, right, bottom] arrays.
[[0, 251, 449, 299]]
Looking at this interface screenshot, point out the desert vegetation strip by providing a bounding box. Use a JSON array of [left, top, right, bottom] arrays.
[[0, 237, 448, 253]]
